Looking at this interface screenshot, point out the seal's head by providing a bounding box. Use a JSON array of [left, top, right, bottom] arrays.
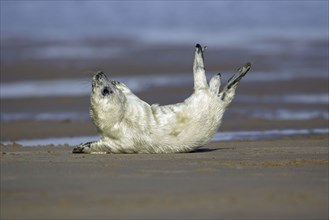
[[90, 71, 127, 129]]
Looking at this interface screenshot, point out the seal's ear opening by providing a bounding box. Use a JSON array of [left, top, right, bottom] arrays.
[[102, 87, 113, 96]]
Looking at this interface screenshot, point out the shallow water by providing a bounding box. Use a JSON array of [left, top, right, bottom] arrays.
[[1, 71, 328, 99], [1, 107, 328, 123], [3, 128, 328, 147], [1, 73, 328, 123]]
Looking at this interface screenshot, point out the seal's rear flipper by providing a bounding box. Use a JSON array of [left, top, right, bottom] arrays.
[[209, 73, 221, 95], [219, 62, 251, 101], [193, 44, 208, 90], [227, 62, 251, 90]]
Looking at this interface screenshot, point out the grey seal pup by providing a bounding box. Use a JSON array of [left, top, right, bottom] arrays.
[[73, 44, 251, 154]]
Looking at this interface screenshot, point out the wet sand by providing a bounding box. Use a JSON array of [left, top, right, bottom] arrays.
[[1, 135, 328, 219]]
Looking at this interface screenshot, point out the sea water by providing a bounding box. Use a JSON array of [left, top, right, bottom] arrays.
[[1, 1, 327, 60]]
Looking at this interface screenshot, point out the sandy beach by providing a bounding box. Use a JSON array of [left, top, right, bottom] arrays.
[[1, 135, 328, 219]]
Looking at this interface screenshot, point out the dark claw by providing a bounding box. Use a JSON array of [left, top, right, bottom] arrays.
[[195, 43, 207, 55], [72, 146, 85, 153]]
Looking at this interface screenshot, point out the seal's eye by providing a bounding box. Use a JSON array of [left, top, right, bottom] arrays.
[[102, 87, 112, 96]]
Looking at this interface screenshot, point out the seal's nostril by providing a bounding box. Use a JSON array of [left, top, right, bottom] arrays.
[[102, 87, 112, 96]]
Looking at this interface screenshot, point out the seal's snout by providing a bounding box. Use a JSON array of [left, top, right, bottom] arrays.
[[95, 71, 105, 81], [92, 72, 110, 90]]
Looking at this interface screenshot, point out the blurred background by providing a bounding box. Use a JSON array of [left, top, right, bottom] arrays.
[[1, 1, 328, 144]]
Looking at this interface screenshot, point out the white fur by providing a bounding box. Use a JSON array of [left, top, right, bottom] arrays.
[[73, 44, 251, 154]]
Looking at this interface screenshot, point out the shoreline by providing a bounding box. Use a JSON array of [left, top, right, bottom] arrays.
[[1, 130, 328, 148], [2, 117, 328, 142]]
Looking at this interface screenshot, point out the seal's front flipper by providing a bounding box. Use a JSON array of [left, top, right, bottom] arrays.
[[72, 141, 94, 154], [72, 146, 86, 153]]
